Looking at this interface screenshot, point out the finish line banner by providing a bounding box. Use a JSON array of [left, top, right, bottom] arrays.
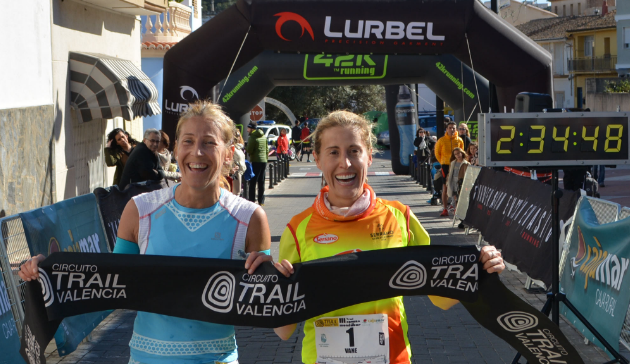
[[463, 168, 579, 287], [21, 247, 584, 364], [560, 198, 630, 357]]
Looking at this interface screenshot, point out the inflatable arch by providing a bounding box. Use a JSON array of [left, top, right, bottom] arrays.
[[264, 97, 297, 125], [162, 0, 552, 173]]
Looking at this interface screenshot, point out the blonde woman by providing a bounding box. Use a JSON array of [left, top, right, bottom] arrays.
[[458, 122, 472, 150], [272, 111, 504, 364], [20, 100, 273, 364], [232, 129, 246, 196]]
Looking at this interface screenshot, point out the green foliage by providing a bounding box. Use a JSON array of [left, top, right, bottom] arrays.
[[201, 0, 237, 13], [266, 85, 386, 123], [605, 80, 630, 93]]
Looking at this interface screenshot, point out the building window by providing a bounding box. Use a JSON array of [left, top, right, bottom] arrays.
[[554, 43, 564, 74], [570, 4, 573, 16], [563, 5, 566, 16], [604, 37, 610, 57], [625, 28, 630, 49], [555, 92, 565, 108], [584, 36, 594, 57], [555, 5, 558, 14], [578, 3, 581, 15]]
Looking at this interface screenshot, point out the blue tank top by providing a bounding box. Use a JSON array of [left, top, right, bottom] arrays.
[[130, 185, 258, 363]]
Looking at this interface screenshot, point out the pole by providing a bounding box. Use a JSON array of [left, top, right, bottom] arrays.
[[436, 96, 445, 137], [268, 164, 274, 189], [551, 169, 560, 325]]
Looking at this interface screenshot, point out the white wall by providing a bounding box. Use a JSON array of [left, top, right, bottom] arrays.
[[0, 1, 53, 109], [51, 0, 142, 200]]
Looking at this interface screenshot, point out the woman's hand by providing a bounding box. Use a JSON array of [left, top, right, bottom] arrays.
[[18, 254, 46, 281], [480, 246, 505, 274], [244, 251, 274, 274], [274, 259, 294, 278]]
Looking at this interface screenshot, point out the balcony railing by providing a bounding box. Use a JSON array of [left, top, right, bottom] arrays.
[[568, 55, 617, 73], [142, 1, 192, 43]]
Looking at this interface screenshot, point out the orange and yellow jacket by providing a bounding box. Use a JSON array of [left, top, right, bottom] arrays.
[[434, 133, 464, 166], [279, 184, 457, 364]]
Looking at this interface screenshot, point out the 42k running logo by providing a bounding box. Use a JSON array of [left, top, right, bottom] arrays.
[[275, 12, 314, 41]]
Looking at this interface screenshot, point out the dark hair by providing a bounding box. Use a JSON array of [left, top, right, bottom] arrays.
[[106, 128, 138, 153], [447, 121, 457, 127], [159, 130, 170, 149], [417, 128, 424, 136]]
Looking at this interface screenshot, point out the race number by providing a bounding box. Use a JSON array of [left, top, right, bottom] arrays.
[[314, 314, 389, 364]]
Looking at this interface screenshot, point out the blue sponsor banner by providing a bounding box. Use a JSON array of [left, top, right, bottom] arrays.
[[19, 194, 112, 356], [0, 274, 26, 364], [560, 198, 630, 358]]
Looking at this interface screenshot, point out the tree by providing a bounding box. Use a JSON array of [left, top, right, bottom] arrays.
[[265, 85, 386, 123]]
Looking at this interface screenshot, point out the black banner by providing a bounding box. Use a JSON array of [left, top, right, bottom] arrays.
[[21, 247, 583, 364], [463, 168, 579, 287], [93, 181, 167, 250]]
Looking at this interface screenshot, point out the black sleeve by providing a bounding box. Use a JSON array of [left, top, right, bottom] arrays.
[[413, 137, 422, 148], [137, 153, 162, 181]]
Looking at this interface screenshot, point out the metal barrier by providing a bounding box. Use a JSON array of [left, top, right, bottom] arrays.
[[268, 163, 274, 189], [620, 207, 630, 221], [0, 215, 30, 337]]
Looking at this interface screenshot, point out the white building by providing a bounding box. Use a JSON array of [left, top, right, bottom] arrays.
[[0, 0, 165, 213]]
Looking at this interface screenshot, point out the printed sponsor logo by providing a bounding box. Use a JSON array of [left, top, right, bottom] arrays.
[[429, 255, 479, 292], [435, 62, 475, 99], [321, 333, 327, 343], [497, 312, 539, 332], [571, 226, 629, 292], [370, 222, 395, 241], [25, 325, 41, 364], [165, 85, 200, 114], [303, 54, 388, 80], [314, 233, 339, 244], [274, 12, 314, 41], [222, 65, 259, 103], [179, 86, 199, 100], [50, 264, 127, 302], [38, 269, 54, 308], [496, 314, 571, 363], [202, 271, 236, 313], [323, 17, 445, 42], [389, 260, 427, 290]]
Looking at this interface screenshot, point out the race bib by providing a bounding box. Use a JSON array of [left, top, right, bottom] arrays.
[[314, 314, 389, 364]]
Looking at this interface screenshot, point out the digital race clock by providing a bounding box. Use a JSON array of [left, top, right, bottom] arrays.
[[477, 112, 630, 167]]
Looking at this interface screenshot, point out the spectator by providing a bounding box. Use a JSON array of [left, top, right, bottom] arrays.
[[276, 128, 289, 163], [593, 165, 606, 187], [467, 142, 478, 166], [414, 128, 434, 164], [246, 122, 269, 205], [435, 121, 464, 216], [118, 128, 165, 190], [446, 147, 469, 214], [458, 122, 472, 150], [232, 129, 246, 196], [292, 121, 302, 158], [157, 130, 181, 183], [105, 128, 138, 186], [300, 124, 312, 162]]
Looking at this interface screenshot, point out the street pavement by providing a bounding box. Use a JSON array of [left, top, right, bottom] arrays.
[[44, 150, 626, 364]]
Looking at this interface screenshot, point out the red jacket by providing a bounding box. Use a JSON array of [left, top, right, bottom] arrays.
[[300, 127, 311, 142], [277, 135, 289, 154]]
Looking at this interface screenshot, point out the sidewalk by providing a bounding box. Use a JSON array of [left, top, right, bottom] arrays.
[[45, 151, 618, 364]]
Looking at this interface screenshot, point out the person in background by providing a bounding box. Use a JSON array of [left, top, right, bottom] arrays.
[[246, 121, 268, 205], [434, 121, 464, 216], [446, 147, 469, 215], [118, 129, 165, 190], [458, 122, 472, 151], [157, 130, 181, 183], [593, 165, 606, 187], [105, 128, 138, 186], [292, 121, 302, 160], [467, 142, 478, 166], [271, 110, 504, 364], [232, 129, 246, 196], [276, 127, 289, 163], [413, 128, 429, 164], [300, 124, 312, 162]]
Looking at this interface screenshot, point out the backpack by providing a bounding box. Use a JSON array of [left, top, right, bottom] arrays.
[[584, 176, 600, 198], [243, 160, 255, 181]]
